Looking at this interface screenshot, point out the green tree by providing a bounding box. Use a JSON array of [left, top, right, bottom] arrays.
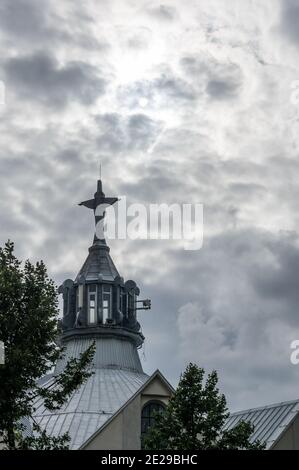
[[0, 241, 95, 449], [143, 363, 265, 450]]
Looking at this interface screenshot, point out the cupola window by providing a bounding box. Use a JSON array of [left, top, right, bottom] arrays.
[[88, 285, 97, 324], [120, 291, 126, 317], [78, 284, 83, 309], [102, 285, 112, 323], [128, 291, 136, 317]]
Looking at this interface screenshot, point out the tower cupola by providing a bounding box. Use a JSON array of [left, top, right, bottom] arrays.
[[58, 179, 150, 350]]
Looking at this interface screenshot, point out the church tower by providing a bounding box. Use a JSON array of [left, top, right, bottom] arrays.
[[32, 178, 173, 450], [57, 178, 148, 373]]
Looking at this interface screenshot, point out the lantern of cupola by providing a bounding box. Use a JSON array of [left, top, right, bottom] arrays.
[[58, 179, 150, 347]]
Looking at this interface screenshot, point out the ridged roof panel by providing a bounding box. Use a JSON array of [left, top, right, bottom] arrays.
[[33, 368, 148, 449], [76, 245, 119, 282], [224, 399, 299, 449], [55, 336, 144, 374]]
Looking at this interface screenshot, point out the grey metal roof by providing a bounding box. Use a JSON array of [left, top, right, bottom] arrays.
[[31, 334, 148, 449], [33, 368, 148, 449], [20, 417, 33, 438], [76, 244, 119, 282], [55, 336, 144, 374], [224, 399, 299, 449]]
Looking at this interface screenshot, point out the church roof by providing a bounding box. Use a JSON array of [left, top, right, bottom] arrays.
[[81, 369, 175, 449], [30, 178, 154, 450], [76, 244, 119, 282], [55, 336, 144, 374], [33, 368, 149, 450], [224, 399, 299, 449], [31, 335, 148, 449]]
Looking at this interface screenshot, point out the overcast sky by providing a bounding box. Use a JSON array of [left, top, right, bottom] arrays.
[[1, 0, 299, 412]]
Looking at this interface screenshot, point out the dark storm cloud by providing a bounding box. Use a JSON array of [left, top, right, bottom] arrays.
[[118, 176, 179, 204], [0, 0, 67, 43], [0, 0, 106, 51], [128, 229, 299, 397], [180, 55, 243, 100], [3, 52, 106, 108], [95, 112, 162, 152], [0, 145, 95, 280], [279, 0, 299, 44], [95, 113, 124, 151], [155, 73, 196, 101], [250, 233, 299, 313], [140, 229, 299, 408], [228, 182, 267, 197], [206, 79, 240, 100], [128, 114, 160, 147]]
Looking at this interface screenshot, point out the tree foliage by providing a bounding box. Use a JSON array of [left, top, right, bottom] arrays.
[[143, 363, 265, 450], [0, 241, 95, 449]]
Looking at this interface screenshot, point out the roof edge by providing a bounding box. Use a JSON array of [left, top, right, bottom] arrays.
[[268, 403, 299, 449], [230, 397, 299, 417]]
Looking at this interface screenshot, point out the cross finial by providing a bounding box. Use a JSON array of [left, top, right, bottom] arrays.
[[79, 177, 119, 245]]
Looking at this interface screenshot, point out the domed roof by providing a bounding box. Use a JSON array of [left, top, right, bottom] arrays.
[[33, 368, 148, 449], [76, 243, 119, 283], [32, 336, 148, 449]]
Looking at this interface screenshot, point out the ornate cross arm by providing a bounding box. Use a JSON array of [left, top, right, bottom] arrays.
[[79, 196, 119, 210], [78, 179, 119, 243], [78, 199, 96, 210]]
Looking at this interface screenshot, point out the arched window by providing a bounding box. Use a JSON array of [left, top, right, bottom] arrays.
[[141, 401, 165, 437]]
